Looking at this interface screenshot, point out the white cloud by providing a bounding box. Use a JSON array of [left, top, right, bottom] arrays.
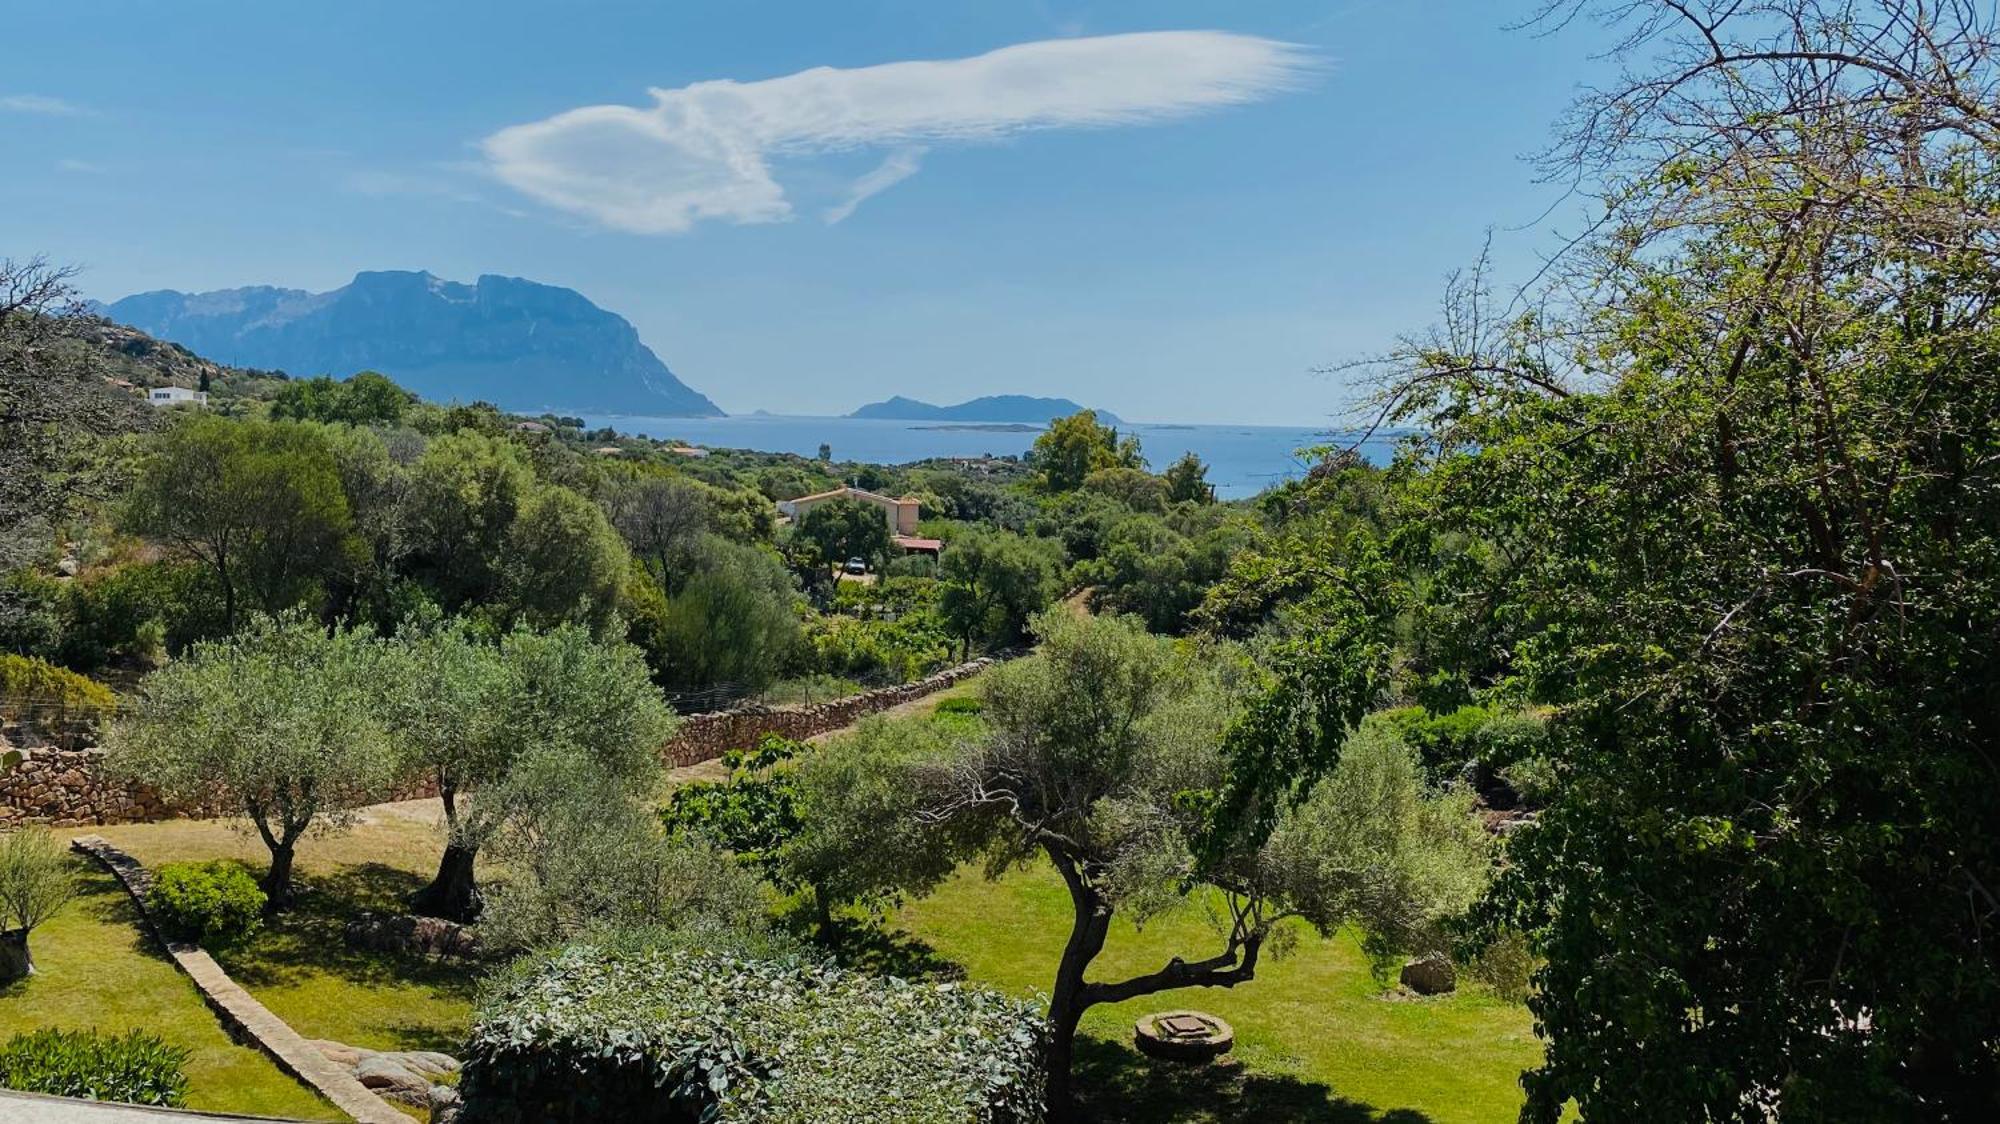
[[824, 147, 926, 224], [2, 93, 92, 116], [483, 31, 1313, 234], [55, 158, 104, 173]]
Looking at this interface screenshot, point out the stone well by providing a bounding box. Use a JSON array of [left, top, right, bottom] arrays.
[[1133, 1010, 1235, 1062]]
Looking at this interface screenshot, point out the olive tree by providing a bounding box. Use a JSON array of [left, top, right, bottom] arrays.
[[107, 613, 397, 905], [390, 620, 675, 921], [815, 610, 1492, 1116], [935, 529, 1061, 658], [0, 829, 76, 980], [478, 750, 763, 953]]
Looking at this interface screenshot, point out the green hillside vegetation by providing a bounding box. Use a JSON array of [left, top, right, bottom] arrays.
[[3, 3, 1998, 1119]]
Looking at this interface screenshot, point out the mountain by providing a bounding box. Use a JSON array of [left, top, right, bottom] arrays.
[[848, 395, 1122, 426], [100, 271, 722, 417]]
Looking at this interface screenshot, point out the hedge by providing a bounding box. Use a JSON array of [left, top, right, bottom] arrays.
[[459, 945, 1046, 1123]]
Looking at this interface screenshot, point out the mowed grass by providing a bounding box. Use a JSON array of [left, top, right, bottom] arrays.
[[0, 849, 336, 1119], [91, 808, 482, 1056], [3, 671, 1532, 1121], [898, 863, 1539, 1124]]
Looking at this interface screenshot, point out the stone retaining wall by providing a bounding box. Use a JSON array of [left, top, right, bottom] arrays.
[[0, 655, 1006, 826], [661, 655, 1002, 767], [0, 745, 169, 828]]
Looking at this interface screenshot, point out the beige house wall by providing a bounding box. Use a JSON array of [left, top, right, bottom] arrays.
[[778, 487, 919, 535]]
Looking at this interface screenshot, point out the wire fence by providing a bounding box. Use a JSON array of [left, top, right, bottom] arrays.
[[662, 671, 907, 716], [0, 694, 120, 749]]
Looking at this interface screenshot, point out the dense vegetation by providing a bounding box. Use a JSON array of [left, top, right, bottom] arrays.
[[4, 2, 1998, 1121], [0, 1027, 189, 1107], [461, 940, 1045, 1123]]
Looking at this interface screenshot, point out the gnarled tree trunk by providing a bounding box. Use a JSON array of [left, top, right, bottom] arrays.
[[1041, 844, 1268, 1122], [412, 786, 482, 921], [411, 842, 482, 922], [1045, 850, 1114, 1119]]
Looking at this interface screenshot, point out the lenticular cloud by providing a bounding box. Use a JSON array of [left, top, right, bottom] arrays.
[[483, 31, 1313, 233]]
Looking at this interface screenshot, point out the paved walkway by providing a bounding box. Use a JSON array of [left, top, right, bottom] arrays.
[[0, 1089, 306, 1121], [68, 837, 406, 1124]]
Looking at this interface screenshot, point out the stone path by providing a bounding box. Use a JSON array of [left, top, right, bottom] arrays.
[[68, 836, 407, 1124]]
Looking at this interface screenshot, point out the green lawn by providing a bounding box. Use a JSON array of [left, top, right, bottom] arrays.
[[6, 677, 1535, 1122], [0, 853, 336, 1119], [92, 811, 481, 1057], [898, 864, 1538, 1124]]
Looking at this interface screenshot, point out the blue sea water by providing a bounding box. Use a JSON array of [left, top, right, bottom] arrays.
[[577, 414, 1393, 500]]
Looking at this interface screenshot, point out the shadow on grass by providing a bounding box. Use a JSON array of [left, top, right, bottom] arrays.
[[212, 862, 479, 1051], [1071, 1037, 1439, 1124], [69, 858, 177, 966], [812, 914, 964, 980]]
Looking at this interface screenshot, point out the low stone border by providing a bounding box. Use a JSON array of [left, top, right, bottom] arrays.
[[68, 836, 408, 1124], [662, 653, 1008, 767]]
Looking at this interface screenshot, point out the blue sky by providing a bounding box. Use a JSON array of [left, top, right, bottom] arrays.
[[2, 1, 1613, 424]]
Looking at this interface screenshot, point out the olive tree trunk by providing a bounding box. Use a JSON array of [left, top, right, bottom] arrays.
[[411, 842, 482, 922], [0, 928, 35, 982], [1041, 846, 1267, 1122]]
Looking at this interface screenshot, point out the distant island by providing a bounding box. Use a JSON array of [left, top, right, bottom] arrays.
[[848, 394, 1123, 426]]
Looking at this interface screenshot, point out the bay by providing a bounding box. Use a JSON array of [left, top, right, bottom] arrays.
[[578, 414, 1393, 500]]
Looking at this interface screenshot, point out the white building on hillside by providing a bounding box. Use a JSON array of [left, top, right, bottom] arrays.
[[147, 386, 208, 407]]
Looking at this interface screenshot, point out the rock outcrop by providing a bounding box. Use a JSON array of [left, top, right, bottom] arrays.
[[103, 270, 723, 417]]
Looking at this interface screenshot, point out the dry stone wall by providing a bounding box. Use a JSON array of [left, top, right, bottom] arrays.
[[662, 655, 1001, 767], [0, 745, 169, 827], [0, 654, 1006, 827]]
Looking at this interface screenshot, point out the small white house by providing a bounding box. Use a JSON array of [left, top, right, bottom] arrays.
[[147, 387, 208, 407]]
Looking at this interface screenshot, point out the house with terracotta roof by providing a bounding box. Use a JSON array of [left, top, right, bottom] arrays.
[[776, 486, 920, 534]]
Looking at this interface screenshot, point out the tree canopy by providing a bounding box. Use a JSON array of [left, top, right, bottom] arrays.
[[1027, 410, 1143, 492], [107, 613, 398, 903], [121, 416, 359, 631], [1232, 2, 2000, 1116], [792, 497, 894, 569]]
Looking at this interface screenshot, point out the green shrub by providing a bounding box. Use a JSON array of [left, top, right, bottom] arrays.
[[459, 944, 1045, 1123], [932, 695, 983, 716], [0, 655, 118, 732], [1499, 755, 1560, 809], [148, 861, 265, 945], [1381, 703, 1550, 785], [1380, 703, 1494, 779], [1472, 709, 1549, 770], [0, 1027, 190, 1106]]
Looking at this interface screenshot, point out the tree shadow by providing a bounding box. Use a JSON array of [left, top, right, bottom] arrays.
[[70, 860, 176, 965], [1071, 1037, 1440, 1124], [218, 862, 480, 1001], [811, 914, 964, 980]]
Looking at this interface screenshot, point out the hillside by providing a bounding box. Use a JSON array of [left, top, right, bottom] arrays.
[[101, 271, 722, 417], [848, 394, 1122, 425]]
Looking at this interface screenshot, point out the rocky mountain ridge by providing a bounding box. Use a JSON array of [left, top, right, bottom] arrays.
[[101, 271, 722, 417]]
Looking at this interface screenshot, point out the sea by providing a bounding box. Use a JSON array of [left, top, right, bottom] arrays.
[[575, 414, 1396, 500]]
